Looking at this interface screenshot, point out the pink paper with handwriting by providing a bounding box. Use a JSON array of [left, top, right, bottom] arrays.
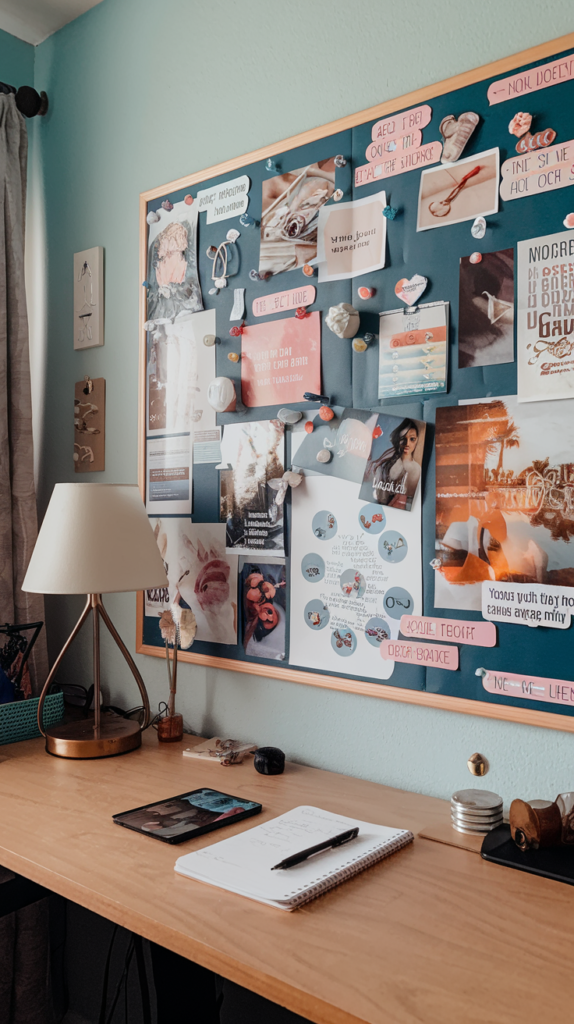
[[380, 639, 459, 670], [252, 285, 316, 318], [400, 615, 496, 647], [370, 105, 432, 143], [240, 311, 321, 408], [355, 141, 442, 187], [481, 668, 574, 706], [488, 54, 574, 105]]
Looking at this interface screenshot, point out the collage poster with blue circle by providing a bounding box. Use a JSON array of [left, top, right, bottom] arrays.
[[289, 475, 422, 683]]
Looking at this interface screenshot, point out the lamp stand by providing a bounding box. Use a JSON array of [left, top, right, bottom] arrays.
[[37, 594, 151, 759]]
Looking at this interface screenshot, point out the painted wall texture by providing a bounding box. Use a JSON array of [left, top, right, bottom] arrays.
[[16, 0, 574, 803]]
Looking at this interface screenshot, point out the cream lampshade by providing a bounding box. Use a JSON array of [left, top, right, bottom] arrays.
[[23, 484, 168, 759]]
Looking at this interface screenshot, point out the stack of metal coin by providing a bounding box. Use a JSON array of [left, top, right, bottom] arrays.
[[451, 789, 503, 835]]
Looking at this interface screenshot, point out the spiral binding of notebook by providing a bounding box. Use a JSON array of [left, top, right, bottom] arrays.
[[175, 806, 414, 911]]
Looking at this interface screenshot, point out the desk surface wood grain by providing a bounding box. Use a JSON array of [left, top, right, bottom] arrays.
[[0, 732, 572, 1024]]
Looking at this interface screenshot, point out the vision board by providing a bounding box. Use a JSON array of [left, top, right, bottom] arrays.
[[137, 32, 574, 732]]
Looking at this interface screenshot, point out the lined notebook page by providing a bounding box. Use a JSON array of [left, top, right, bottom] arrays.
[[175, 805, 413, 909]]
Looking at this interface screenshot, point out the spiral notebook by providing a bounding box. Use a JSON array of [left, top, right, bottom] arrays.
[[174, 805, 413, 910]]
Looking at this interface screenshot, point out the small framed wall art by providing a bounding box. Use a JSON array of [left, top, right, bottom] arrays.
[[73, 246, 104, 350]]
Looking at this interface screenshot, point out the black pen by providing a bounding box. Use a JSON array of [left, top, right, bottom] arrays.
[[270, 827, 360, 870]]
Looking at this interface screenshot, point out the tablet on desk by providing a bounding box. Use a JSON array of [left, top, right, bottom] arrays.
[[113, 787, 262, 844]]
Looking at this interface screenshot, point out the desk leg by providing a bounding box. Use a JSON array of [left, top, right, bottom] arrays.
[[149, 942, 219, 1023]]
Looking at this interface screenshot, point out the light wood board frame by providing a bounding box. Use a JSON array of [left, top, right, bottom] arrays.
[[137, 31, 574, 733]]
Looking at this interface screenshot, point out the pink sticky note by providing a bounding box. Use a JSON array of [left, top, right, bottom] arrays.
[[481, 669, 574, 706], [371, 104, 432, 144], [365, 129, 422, 164], [380, 639, 458, 670], [400, 615, 496, 647], [252, 285, 316, 318], [354, 141, 442, 187], [487, 55, 574, 106], [240, 311, 321, 408]]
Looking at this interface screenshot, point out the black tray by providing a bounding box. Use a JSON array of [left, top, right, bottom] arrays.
[[481, 824, 574, 885]]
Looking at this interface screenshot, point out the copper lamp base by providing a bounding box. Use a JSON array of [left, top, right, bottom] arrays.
[[45, 717, 142, 759], [37, 594, 151, 760]]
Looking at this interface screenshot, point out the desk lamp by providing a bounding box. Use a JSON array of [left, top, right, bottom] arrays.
[[22, 484, 168, 759]]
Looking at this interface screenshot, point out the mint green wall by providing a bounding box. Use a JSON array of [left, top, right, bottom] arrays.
[[0, 26, 33, 86], [31, 0, 574, 805]]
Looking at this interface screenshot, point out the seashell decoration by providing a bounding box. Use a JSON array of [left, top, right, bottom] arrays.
[[508, 112, 532, 137], [325, 302, 360, 339], [277, 408, 303, 425], [161, 199, 173, 212]]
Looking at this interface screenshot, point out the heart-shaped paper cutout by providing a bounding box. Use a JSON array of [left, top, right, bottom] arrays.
[[394, 274, 428, 306]]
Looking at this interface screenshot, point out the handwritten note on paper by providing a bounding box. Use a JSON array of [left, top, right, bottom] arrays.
[[481, 581, 574, 629], [381, 639, 459, 670], [196, 175, 250, 224], [480, 668, 574, 707], [252, 285, 316, 317], [500, 140, 574, 201], [487, 54, 574, 105], [400, 615, 496, 647], [355, 142, 442, 187], [370, 105, 433, 144]]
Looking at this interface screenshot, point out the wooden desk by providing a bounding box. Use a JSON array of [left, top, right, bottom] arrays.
[[0, 732, 572, 1024]]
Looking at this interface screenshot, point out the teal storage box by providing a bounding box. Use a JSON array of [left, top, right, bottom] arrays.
[[0, 692, 64, 745]]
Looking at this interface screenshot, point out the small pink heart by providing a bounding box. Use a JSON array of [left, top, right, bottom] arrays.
[[395, 274, 428, 306]]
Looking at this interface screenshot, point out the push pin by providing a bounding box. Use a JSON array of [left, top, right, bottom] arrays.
[[469, 252, 482, 264], [161, 199, 173, 212], [295, 307, 309, 319], [229, 323, 245, 337], [319, 406, 334, 421], [316, 449, 332, 464], [203, 334, 216, 347], [228, 352, 240, 363], [383, 205, 398, 220], [332, 189, 344, 202], [467, 753, 489, 777], [364, 333, 375, 344], [358, 286, 376, 300], [146, 210, 160, 224], [265, 158, 280, 172], [352, 337, 368, 353], [304, 421, 314, 434], [142, 280, 150, 288], [240, 213, 258, 228], [334, 155, 347, 168], [471, 217, 486, 239], [184, 194, 194, 205], [302, 264, 315, 278]]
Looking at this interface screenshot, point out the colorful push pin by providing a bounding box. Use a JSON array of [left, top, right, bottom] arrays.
[[471, 216, 486, 239], [265, 158, 279, 172], [319, 405, 334, 421], [146, 210, 160, 224], [229, 323, 245, 337], [364, 333, 375, 344], [161, 199, 173, 212], [316, 449, 332, 464], [304, 421, 314, 434], [302, 264, 315, 277], [228, 352, 240, 363], [352, 337, 368, 353], [469, 252, 482, 264], [226, 228, 240, 243], [184, 194, 194, 205], [142, 280, 150, 288], [203, 334, 216, 347], [332, 189, 344, 202], [240, 213, 258, 228], [206, 245, 218, 258], [358, 286, 376, 300], [249, 269, 261, 282], [334, 155, 347, 168], [564, 213, 574, 229], [295, 306, 309, 319], [383, 205, 397, 220], [304, 392, 330, 403]]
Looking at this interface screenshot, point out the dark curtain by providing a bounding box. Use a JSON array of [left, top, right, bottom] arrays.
[[0, 95, 51, 1024]]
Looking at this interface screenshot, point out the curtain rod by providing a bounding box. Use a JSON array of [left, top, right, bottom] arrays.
[[0, 83, 48, 117]]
